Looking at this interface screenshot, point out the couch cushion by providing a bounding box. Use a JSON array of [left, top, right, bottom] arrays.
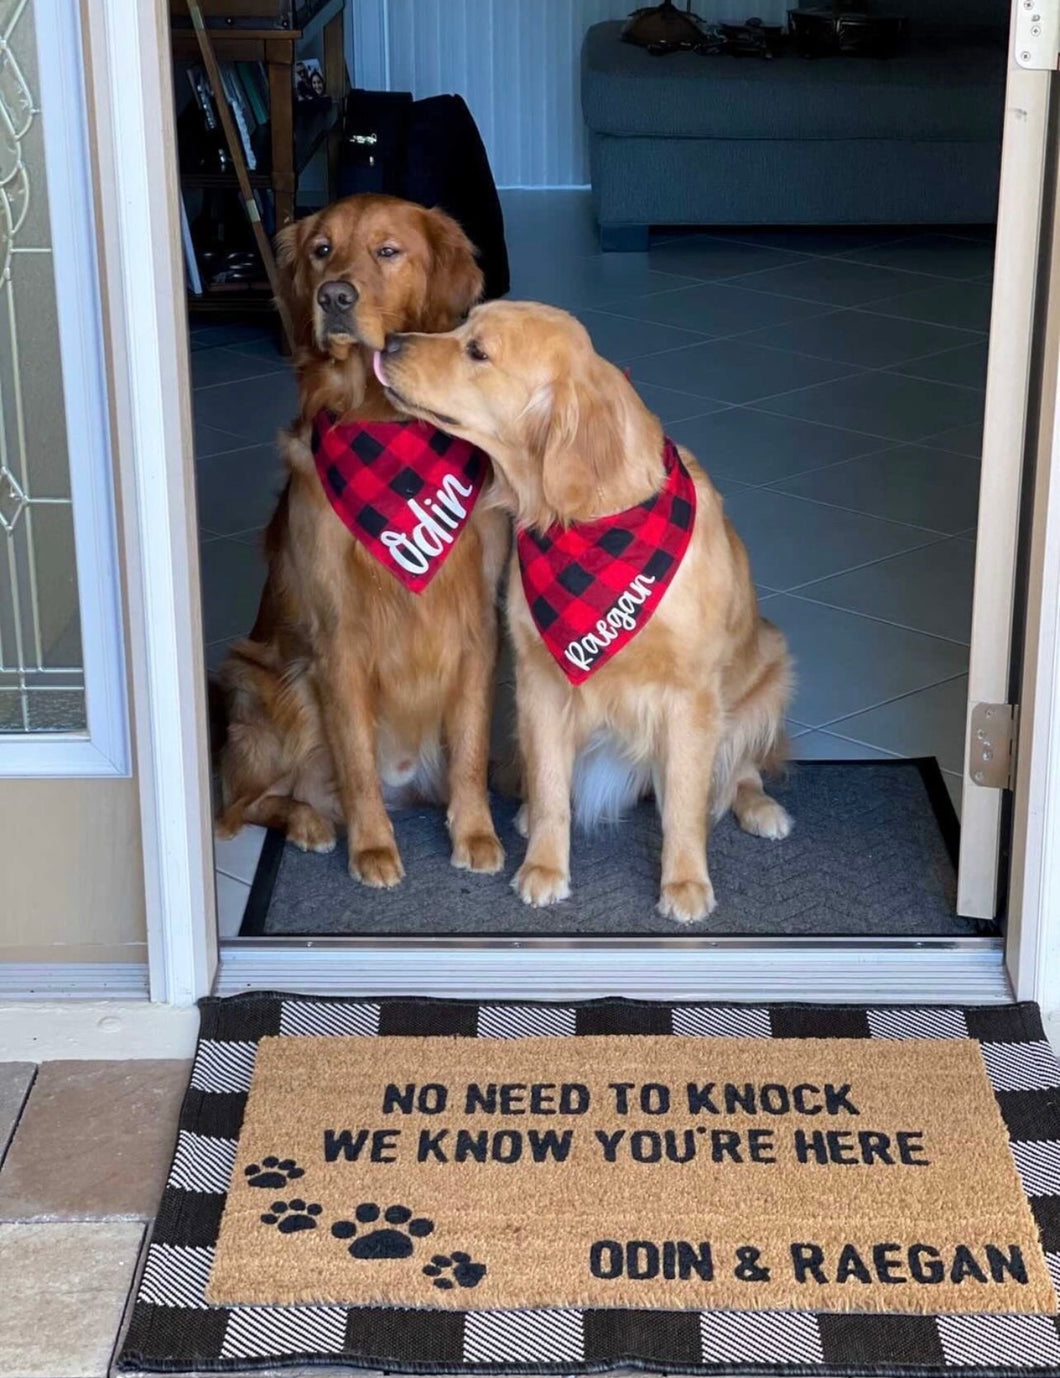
[[581, 20, 1005, 143]]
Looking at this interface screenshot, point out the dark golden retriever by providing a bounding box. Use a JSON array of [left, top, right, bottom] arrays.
[[216, 195, 507, 887]]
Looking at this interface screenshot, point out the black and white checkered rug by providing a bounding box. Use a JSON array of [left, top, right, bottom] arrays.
[[119, 996, 1060, 1375]]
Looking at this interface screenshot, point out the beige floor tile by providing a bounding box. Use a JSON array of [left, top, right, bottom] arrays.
[[0, 1222, 143, 1377], [0, 1064, 34, 1161], [0, 1061, 190, 1221]]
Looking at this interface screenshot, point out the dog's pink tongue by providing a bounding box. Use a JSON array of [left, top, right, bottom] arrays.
[[372, 351, 389, 387]]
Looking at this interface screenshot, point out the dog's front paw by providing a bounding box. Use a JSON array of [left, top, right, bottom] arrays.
[[513, 862, 570, 907], [738, 796, 793, 841], [350, 843, 405, 888], [451, 831, 505, 874], [658, 877, 716, 925]]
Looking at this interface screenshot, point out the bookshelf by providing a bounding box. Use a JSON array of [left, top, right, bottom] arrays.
[[170, 0, 347, 322]]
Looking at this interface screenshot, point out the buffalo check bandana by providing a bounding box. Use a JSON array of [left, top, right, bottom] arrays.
[[517, 437, 697, 684], [312, 411, 488, 593]]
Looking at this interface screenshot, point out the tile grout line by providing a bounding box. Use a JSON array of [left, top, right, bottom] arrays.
[[194, 437, 280, 461], [201, 526, 265, 544], [599, 296, 987, 371], [789, 726, 903, 759], [690, 242, 993, 293], [801, 670, 969, 739], [615, 316, 987, 419], [551, 250, 992, 321], [0, 1065, 38, 1176], [777, 587, 972, 649], [193, 363, 292, 393], [624, 338, 984, 414], [677, 406, 947, 478], [729, 441, 945, 499], [215, 864, 253, 886], [762, 525, 974, 638], [727, 336, 988, 396], [747, 482, 974, 543], [733, 396, 978, 451], [562, 226, 993, 283]]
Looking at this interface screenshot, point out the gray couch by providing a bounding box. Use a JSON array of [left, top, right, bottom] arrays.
[[581, 2, 1008, 249]]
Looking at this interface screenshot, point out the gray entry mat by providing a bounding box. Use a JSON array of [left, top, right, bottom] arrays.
[[241, 758, 982, 938]]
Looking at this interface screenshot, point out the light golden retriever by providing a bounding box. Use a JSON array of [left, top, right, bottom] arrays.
[[216, 195, 507, 887], [375, 300, 793, 922]]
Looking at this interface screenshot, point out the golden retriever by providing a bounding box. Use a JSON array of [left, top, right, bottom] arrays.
[[216, 195, 508, 887], [374, 300, 793, 922]]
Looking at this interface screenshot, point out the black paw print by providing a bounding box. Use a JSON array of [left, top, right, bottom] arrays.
[[244, 1156, 305, 1190], [260, 1199, 322, 1234], [424, 1251, 488, 1290], [331, 1202, 434, 1259]]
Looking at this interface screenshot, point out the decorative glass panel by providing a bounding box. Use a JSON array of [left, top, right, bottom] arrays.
[[0, 0, 86, 734]]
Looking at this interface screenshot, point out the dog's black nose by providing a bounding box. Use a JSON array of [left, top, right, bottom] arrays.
[[383, 334, 405, 355], [317, 280, 357, 313]]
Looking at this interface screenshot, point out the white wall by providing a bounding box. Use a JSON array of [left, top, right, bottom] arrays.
[[351, 0, 789, 189]]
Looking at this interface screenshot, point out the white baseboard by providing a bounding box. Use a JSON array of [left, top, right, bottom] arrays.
[[0, 963, 199, 1059], [0, 994, 200, 1060]]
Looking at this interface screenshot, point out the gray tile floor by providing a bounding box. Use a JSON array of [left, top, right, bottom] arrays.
[[196, 192, 990, 933]]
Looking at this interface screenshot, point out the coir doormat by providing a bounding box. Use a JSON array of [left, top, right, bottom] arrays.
[[120, 997, 1060, 1375]]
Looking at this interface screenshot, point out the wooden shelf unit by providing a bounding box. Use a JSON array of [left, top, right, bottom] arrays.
[[171, 0, 347, 320]]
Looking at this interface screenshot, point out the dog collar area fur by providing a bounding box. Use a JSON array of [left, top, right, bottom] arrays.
[[311, 410, 487, 593], [517, 438, 697, 684]]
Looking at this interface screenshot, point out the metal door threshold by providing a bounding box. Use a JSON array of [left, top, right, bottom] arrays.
[[216, 934, 1010, 1004]]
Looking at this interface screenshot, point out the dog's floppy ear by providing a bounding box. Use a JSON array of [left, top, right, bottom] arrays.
[[274, 211, 316, 278], [527, 363, 626, 522], [419, 207, 485, 332], [274, 213, 318, 340]]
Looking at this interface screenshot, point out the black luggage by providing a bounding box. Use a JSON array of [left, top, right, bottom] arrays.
[[338, 90, 510, 302]]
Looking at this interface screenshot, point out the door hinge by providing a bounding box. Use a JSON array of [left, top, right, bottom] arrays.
[[969, 702, 1019, 791], [1015, 0, 1060, 69]]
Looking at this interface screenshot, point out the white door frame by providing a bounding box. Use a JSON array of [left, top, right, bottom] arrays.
[[84, 0, 1060, 1008], [85, 0, 217, 1005], [957, 48, 1055, 919], [1005, 144, 1060, 1014]]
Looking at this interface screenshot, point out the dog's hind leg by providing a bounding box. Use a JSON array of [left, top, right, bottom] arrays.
[[228, 790, 337, 854], [722, 616, 794, 840], [280, 801, 337, 853]]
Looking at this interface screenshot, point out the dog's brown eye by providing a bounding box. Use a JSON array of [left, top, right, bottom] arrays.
[[466, 340, 489, 363], [313, 242, 331, 261], [376, 245, 400, 260]]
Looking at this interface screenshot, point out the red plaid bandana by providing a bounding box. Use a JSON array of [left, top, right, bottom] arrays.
[[312, 411, 487, 593], [517, 438, 697, 684]]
